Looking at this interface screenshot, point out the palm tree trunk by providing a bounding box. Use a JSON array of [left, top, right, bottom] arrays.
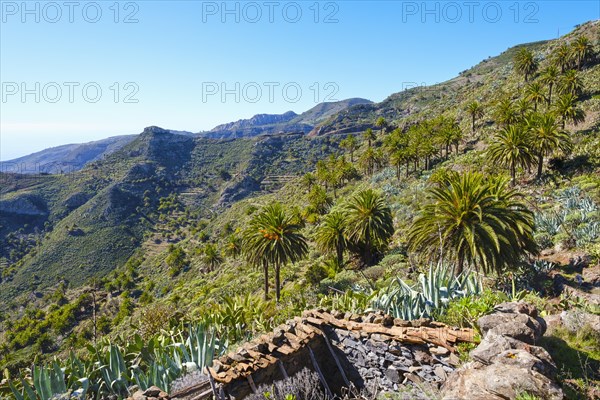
[[336, 244, 343, 268], [275, 262, 281, 303], [511, 161, 516, 186], [456, 254, 464, 275], [263, 260, 269, 301], [472, 114, 476, 133], [406, 160, 409, 177], [548, 84, 553, 106], [537, 153, 544, 180]]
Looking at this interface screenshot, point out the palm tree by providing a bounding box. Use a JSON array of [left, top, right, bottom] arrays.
[[407, 171, 537, 275], [558, 70, 583, 96], [539, 65, 559, 106], [301, 172, 316, 191], [515, 97, 533, 118], [363, 128, 376, 148], [466, 101, 485, 133], [225, 234, 242, 258], [315, 160, 331, 189], [344, 189, 394, 266], [514, 48, 538, 82], [554, 93, 586, 129], [375, 117, 387, 136], [243, 203, 308, 301], [529, 113, 572, 179], [487, 125, 534, 185], [494, 98, 519, 127], [359, 147, 378, 176], [202, 243, 223, 271], [340, 134, 358, 162], [571, 36, 594, 70], [384, 129, 409, 179], [553, 44, 573, 73], [525, 82, 546, 112], [315, 210, 348, 267]]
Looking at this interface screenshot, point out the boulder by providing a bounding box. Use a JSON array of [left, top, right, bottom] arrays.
[[441, 302, 564, 400], [441, 360, 563, 400], [478, 302, 546, 344]]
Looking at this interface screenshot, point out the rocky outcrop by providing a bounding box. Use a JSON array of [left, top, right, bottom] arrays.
[[441, 302, 564, 400]]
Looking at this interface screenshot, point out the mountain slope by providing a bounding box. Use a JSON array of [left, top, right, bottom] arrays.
[[0, 127, 338, 306], [203, 98, 372, 138]]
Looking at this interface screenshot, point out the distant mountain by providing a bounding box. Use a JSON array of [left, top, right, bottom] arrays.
[[1, 136, 136, 174], [1, 130, 196, 174], [202, 98, 372, 139]]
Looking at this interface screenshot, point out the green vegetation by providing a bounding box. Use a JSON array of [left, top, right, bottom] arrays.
[[0, 21, 599, 399]]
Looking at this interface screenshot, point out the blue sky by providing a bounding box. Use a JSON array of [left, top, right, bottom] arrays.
[[1, 1, 598, 160]]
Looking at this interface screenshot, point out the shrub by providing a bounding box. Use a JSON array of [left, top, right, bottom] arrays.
[[305, 263, 328, 286]]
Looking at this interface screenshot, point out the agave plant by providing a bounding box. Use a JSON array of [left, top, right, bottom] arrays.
[[370, 264, 482, 320], [573, 221, 600, 244], [98, 344, 130, 396], [8, 361, 85, 400], [535, 212, 564, 236], [531, 260, 556, 274]]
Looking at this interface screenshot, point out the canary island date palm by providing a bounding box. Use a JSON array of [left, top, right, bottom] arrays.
[[488, 125, 534, 185], [494, 97, 519, 127], [529, 113, 572, 179], [375, 117, 387, 136], [344, 189, 394, 266], [243, 203, 308, 301], [363, 128, 376, 148], [315, 210, 348, 267], [516, 97, 534, 118], [539, 65, 559, 106], [558, 70, 584, 96], [466, 101, 485, 133], [340, 134, 358, 162], [202, 243, 223, 272], [553, 44, 573, 73], [554, 93, 586, 129], [525, 82, 546, 112], [572, 35, 594, 70], [514, 48, 538, 82], [407, 171, 537, 275]]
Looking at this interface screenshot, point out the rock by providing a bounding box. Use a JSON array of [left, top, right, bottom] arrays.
[[471, 331, 557, 377], [130, 390, 146, 400], [560, 310, 600, 334], [494, 301, 539, 318], [404, 373, 423, 384], [413, 347, 434, 364], [478, 311, 544, 344], [143, 387, 162, 397], [441, 302, 564, 400], [430, 346, 450, 356], [441, 361, 563, 400], [447, 353, 460, 366], [434, 365, 447, 380]]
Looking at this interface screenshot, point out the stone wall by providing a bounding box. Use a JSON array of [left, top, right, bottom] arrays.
[[170, 309, 476, 400], [158, 302, 567, 400]]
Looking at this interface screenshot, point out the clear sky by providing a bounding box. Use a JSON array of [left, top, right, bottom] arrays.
[[0, 1, 598, 160]]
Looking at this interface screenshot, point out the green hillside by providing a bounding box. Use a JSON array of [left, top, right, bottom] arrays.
[[0, 20, 599, 400]]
